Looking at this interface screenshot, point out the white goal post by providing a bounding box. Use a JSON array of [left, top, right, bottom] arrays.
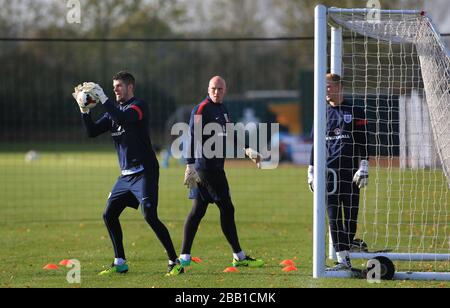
[[314, 5, 450, 280]]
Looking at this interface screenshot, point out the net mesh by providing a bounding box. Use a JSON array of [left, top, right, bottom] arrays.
[[329, 10, 450, 272]]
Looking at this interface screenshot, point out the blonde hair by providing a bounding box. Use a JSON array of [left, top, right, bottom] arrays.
[[326, 73, 343, 85]]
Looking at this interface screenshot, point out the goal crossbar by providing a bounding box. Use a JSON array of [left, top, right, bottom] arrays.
[[328, 8, 422, 15]]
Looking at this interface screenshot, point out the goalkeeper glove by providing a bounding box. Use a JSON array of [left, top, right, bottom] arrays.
[[184, 164, 201, 189], [72, 83, 90, 114], [84, 82, 108, 104], [244, 148, 262, 169], [353, 159, 369, 189], [307, 165, 314, 192]]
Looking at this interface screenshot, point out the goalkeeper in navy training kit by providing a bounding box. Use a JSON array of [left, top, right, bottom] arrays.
[[72, 71, 179, 275], [308, 73, 369, 271], [168, 76, 264, 276]]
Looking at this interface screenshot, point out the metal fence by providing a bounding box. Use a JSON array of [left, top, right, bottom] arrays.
[[0, 37, 314, 148]]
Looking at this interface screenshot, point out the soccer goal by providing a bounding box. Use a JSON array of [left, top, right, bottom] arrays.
[[313, 5, 450, 280]]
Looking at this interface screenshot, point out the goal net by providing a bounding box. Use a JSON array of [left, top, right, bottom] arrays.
[[314, 6, 450, 280]]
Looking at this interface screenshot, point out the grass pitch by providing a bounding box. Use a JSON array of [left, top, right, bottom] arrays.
[[0, 145, 448, 288]]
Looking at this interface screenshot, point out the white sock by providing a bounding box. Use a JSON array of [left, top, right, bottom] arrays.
[[233, 251, 246, 261], [180, 254, 191, 262], [114, 258, 126, 266], [336, 251, 351, 267], [168, 260, 176, 265]]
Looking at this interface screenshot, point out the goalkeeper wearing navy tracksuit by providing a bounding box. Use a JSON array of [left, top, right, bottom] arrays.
[[308, 73, 369, 271], [168, 76, 264, 276], [73, 71, 179, 275]]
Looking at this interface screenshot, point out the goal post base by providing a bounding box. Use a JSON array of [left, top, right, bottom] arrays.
[[349, 252, 450, 262], [322, 270, 450, 281]]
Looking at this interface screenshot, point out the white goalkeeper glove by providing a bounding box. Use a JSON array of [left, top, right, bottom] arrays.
[[84, 82, 108, 104], [244, 148, 262, 169], [353, 159, 369, 189], [184, 164, 201, 189], [72, 83, 90, 114], [307, 165, 314, 192]]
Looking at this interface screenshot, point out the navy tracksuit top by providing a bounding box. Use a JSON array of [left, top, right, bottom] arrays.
[[310, 99, 369, 170], [187, 96, 232, 171], [82, 97, 159, 172]]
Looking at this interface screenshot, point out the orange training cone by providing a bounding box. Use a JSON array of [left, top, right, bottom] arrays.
[[43, 263, 59, 270], [279, 259, 295, 267], [59, 259, 72, 266], [191, 257, 203, 264], [282, 265, 298, 272], [223, 267, 239, 273]]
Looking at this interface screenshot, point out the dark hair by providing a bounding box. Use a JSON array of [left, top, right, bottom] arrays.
[[113, 71, 136, 88]]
